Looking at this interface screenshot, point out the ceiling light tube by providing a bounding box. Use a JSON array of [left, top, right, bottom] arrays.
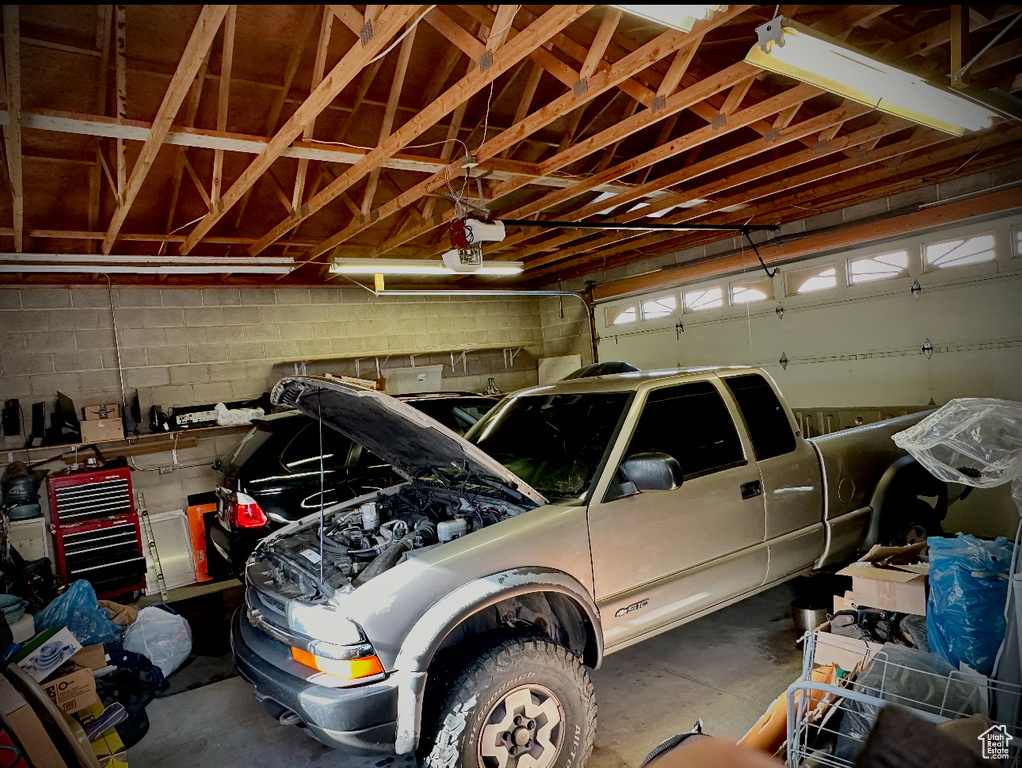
[[0, 264, 294, 275], [614, 5, 726, 33], [745, 17, 998, 136], [0, 253, 296, 266], [330, 258, 523, 276]]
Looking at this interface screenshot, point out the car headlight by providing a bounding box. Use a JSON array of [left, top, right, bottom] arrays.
[[286, 601, 365, 645]]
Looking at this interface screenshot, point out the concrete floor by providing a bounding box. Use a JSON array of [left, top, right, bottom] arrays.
[[130, 582, 802, 768]]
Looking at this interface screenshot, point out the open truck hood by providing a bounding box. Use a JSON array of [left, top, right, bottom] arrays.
[[270, 376, 546, 506]]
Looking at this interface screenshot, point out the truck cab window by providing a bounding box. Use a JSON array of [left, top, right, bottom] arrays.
[[723, 374, 796, 460], [625, 382, 745, 479]]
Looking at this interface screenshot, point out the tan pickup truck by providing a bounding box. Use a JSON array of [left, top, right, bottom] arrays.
[[231, 367, 946, 768]]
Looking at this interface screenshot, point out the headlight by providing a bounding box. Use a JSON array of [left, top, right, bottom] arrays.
[[286, 601, 365, 645]]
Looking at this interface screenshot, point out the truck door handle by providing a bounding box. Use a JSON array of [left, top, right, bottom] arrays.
[[741, 480, 762, 499]]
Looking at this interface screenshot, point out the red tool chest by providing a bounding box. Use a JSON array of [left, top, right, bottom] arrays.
[[46, 466, 147, 600]]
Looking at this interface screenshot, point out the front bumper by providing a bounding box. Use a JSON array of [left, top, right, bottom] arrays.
[[230, 607, 399, 754], [210, 523, 264, 574]]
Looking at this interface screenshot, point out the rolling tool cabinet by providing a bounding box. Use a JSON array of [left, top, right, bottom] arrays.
[[46, 466, 147, 600]]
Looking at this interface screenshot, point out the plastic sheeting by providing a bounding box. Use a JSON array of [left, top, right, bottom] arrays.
[[35, 580, 123, 645], [891, 397, 1022, 511]]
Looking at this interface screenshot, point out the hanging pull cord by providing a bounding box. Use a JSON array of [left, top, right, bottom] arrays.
[[318, 394, 325, 587], [743, 229, 778, 279]]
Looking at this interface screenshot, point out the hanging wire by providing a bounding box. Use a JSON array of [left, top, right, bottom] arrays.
[[366, 5, 436, 67], [317, 392, 325, 586]]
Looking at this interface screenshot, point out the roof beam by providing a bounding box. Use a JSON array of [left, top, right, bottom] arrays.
[[587, 178, 1022, 300], [232, 6, 320, 233], [256, 4, 595, 258], [293, 7, 334, 212], [520, 120, 925, 273], [0, 107, 658, 197], [361, 23, 416, 215], [102, 5, 229, 254], [114, 4, 126, 201], [179, 4, 427, 255], [166, 56, 210, 233], [309, 8, 744, 262], [534, 126, 1022, 282], [211, 5, 236, 208], [579, 8, 622, 81], [2, 5, 23, 252]]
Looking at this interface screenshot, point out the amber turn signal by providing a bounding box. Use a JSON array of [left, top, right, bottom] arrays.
[[291, 647, 385, 679]]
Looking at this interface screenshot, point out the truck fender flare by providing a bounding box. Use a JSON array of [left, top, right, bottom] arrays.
[[864, 455, 950, 548], [390, 567, 602, 754]]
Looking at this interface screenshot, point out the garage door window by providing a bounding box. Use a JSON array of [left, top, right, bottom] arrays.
[[923, 233, 996, 270], [625, 382, 745, 479], [1012, 225, 1021, 258], [730, 276, 774, 305], [787, 264, 838, 295], [641, 295, 676, 320], [723, 374, 796, 460], [847, 250, 909, 284], [683, 287, 723, 312], [607, 305, 637, 325]]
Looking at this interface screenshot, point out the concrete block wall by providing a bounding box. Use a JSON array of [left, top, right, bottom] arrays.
[[0, 286, 591, 529], [540, 295, 594, 362], [0, 287, 596, 452]]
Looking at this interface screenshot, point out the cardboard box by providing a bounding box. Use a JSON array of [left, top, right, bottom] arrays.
[[80, 417, 124, 443], [78, 702, 128, 768], [0, 676, 66, 768], [15, 627, 83, 682], [82, 403, 120, 420], [836, 543, 929, 616], [42, 665, 98, 714]]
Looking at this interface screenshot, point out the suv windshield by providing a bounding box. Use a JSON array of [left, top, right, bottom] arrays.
[[466, 392, 631, 501]]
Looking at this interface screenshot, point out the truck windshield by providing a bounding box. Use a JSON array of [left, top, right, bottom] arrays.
[[466, 392, 631, 501]]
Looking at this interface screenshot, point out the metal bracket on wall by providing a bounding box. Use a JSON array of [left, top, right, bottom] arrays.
[[354, 356, 388, 380], [293, 361, 309, 376], [503, 347, 522, 369], [451, 350, 468, 374]]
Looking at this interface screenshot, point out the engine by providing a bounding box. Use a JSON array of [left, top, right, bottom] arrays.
[[319, 481, 527, 584]]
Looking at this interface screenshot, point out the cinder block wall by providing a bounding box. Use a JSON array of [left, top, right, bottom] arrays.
[[0, 286, 591, 521]]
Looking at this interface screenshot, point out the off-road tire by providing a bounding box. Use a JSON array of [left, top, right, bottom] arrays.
[[420, 634, 596, 768]]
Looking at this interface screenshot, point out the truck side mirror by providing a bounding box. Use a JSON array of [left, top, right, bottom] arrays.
[[620, 452, 683, 492]]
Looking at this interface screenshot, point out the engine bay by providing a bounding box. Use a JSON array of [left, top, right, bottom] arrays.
[[258, 473, 534, 592]]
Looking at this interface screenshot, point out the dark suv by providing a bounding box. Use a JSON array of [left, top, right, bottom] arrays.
[[210, 392, 497, 572]]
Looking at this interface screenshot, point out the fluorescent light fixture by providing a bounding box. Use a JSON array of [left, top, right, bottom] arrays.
[[0, 253, 298, 275], [330, 258, 523, 276], [745, 17, 998, 136], [615, 5, 726, 33], [0, 264, 294, 275]]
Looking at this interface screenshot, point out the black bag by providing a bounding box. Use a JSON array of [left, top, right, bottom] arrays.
[[0, 557, 57, 614]]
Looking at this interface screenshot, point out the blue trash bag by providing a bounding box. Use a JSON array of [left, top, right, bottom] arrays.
[[35, 580, 123, 645], [927, 533, 1014, 675]]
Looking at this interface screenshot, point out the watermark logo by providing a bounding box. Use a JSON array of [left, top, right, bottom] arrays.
[[978, 724, 1013, 760]]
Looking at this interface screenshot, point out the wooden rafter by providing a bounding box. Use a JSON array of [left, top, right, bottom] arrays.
[[232, 7, 320, 232], [534, 125, 1021, 283], [579, 8, 622, 81], [179, 3, 427, 254], [361, 23, 416, 215], [102, 5, 229, 254], [211, 5, 236, 208], [306, 7, 746, 263], [114, 4, 126, 201], [293, 7, 334, 212], [2, 5, 22, 252], [253, 4, 594, 258], [166, 56, 210, 234]]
